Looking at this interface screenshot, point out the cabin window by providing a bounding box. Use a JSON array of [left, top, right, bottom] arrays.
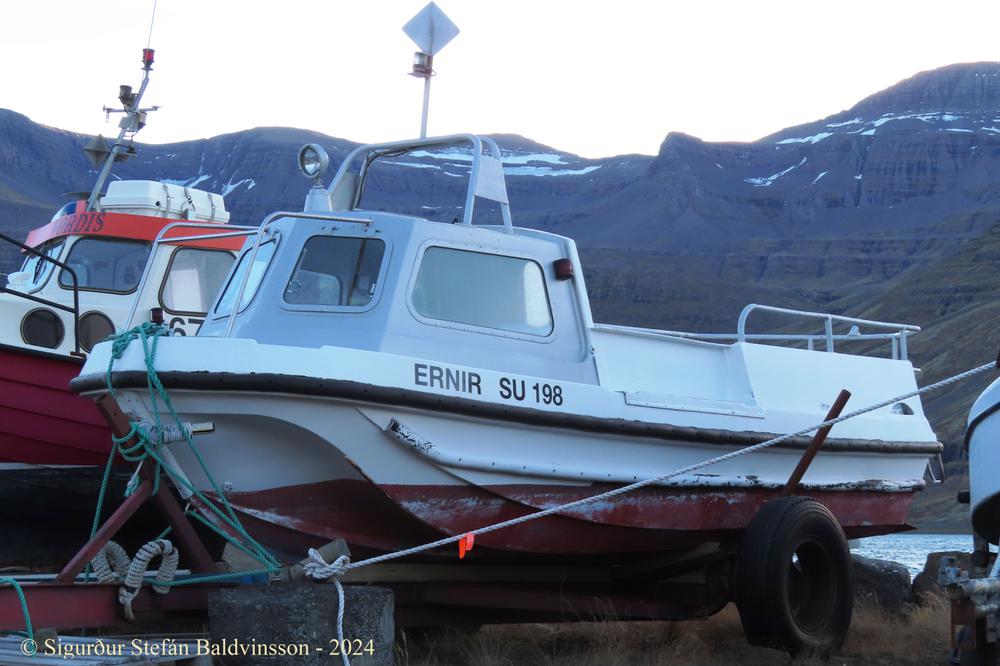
[[214, 240, 277, 315], [59, 238, 151, 293], [412, 247, 553, 336], [283, 236, 386, 307], [160, 248, 235, 314], [18, 239, 64, 290]]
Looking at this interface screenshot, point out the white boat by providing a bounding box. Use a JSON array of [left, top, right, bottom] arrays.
[[71, 132, 942, 551], [966, 381, 1000, 542], [73, 134, 940, 651]]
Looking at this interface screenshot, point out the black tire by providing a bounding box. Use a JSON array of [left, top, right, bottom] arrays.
[[735, 496, 854, 656]]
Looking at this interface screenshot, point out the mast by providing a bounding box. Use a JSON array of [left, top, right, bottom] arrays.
[[85, 48, 160, 212]]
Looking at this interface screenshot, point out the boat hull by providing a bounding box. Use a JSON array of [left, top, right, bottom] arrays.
[[101, 383, 926, 561], [966, 377, 1000, 540], [0, 344, 109, 466]]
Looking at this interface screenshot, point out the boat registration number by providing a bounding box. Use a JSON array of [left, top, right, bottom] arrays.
[[412, 363, 565, 406]]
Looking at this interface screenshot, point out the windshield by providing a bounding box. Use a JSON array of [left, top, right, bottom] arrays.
[[16, 240, 64, 291], [214, 240, 277, 316], [59, 237, 151, 293], [283, 236, 385, 307]]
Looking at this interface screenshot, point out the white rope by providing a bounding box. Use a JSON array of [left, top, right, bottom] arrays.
[[118, 539, 179, 621], [304, 549, 352, 666], [90, 541, 130, 583]]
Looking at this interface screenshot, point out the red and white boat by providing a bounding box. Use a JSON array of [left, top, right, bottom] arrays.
[[0, 50, 247, 562]]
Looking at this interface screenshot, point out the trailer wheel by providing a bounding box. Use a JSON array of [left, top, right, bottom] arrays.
[[735, 496, 853, 656], [958, 620, 1000, 666]]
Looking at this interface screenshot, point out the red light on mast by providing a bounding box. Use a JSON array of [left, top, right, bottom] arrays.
[[142, 49, 155, 67]]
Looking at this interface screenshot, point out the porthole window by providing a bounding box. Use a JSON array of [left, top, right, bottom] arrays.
[[21, 309, 64, 349], [79, 311, 115, 352]]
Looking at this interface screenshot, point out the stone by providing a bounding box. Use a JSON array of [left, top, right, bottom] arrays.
[[852, 554, 914, 615], [209, 583, 394, 665], [912, 550, 974, 599]]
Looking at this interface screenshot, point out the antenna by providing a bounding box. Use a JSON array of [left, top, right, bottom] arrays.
[[403, 2, 459, 138], [84, 48, 161, 211]]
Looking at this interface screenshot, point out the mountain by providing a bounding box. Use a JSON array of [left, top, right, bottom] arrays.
[[3, 62, 1000, 483]]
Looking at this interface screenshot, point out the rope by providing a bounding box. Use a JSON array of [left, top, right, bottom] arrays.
[[303, 550, 352, 666], [90, 324, 283, 611], [104, 324, 277, 570], [0, 577, 32, 642], [90, 541, 130, 583], [118, 539, 179, 621]]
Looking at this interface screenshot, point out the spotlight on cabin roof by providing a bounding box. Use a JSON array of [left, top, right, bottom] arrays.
[[297, 144, 330, 183]]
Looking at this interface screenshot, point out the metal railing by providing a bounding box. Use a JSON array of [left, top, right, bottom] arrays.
[[0, 231, 81, 354], [329, 134, 514, 233], [607, 304, 920, 361]]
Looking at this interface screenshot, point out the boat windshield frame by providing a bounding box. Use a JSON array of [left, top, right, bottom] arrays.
[[219, 212, 373, 338]]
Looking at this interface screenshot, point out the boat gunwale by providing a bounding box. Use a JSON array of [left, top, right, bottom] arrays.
[[72, 369, 944, 456]]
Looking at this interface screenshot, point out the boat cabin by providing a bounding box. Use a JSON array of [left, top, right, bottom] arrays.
[[0, 181, 244, 356], [197, 136, 597, 383]]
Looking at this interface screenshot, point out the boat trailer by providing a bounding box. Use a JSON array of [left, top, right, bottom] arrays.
[[0, 388, 860, 651]]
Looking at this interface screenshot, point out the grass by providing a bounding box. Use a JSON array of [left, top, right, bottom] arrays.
[[398, 598, 952, 666]]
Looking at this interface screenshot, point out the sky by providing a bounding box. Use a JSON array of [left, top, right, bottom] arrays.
[[3, 0, 1000, 158]]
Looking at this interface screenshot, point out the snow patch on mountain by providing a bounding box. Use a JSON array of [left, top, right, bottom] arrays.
[[222, 178, 256, 197], [744, 157, 807, 187], [777, 132, 832, 145]]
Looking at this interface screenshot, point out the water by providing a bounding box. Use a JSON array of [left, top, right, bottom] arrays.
[[853, 533, 972, 576]]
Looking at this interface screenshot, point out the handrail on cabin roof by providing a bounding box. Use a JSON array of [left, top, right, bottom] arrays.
[[326, 134, 514, 233]]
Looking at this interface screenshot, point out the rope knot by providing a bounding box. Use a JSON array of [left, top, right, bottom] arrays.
[[303, 548, 351, 581]]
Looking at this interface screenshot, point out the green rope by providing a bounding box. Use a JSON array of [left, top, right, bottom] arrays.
[[0, 577, 32, 642], [93, 323, 281, 587]]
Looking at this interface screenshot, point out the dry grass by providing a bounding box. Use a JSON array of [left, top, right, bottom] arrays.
[[398, 599, 952, 666]]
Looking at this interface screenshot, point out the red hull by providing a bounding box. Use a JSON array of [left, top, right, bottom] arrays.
[[0, 346, 110, 465], [222, 478, 915, 559]]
